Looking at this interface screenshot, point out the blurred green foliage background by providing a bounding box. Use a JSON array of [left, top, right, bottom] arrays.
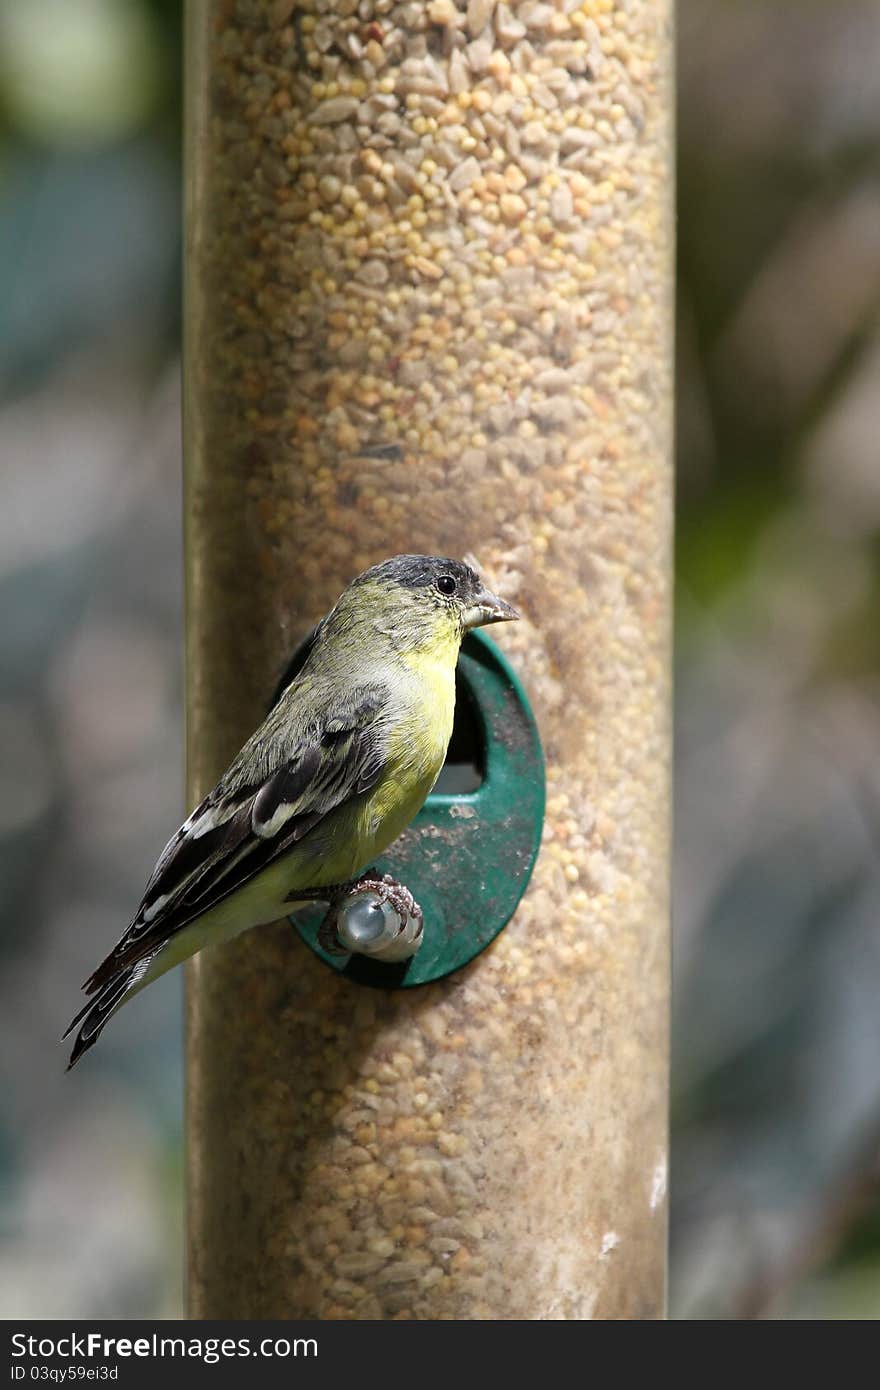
[[1, 0, 879, 1319]]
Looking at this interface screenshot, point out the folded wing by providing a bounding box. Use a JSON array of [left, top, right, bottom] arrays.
[[81, 683, 391, 995]]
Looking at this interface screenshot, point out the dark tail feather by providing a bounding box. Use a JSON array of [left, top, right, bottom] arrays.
[[63, 967, 136, 1070]]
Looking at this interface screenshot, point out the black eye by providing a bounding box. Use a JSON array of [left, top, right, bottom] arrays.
[[437, 574, 457, 595]]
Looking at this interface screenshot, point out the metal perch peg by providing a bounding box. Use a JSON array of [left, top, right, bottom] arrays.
[[326, 875, 424, 963]]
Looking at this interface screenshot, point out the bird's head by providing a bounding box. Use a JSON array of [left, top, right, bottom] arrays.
[[342, 554, 519, 651]]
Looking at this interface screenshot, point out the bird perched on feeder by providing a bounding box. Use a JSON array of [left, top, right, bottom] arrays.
[[64, 555, 518, 1067]]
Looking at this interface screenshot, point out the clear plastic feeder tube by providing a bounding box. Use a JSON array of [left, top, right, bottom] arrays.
[[185, 0, 672, 1320]]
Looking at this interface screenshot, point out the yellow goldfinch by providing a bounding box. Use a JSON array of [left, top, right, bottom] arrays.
[[64, 555, 518, 1067]]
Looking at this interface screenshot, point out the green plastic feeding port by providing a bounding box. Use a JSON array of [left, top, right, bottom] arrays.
[[280, 629, 544, 988]]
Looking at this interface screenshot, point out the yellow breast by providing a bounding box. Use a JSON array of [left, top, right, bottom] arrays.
[[364, 642, 458, 846]]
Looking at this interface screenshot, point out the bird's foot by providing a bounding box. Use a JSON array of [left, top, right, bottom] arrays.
[[316, 872, 423, 960], [353, 872, 422, 926], [285, 882, 352, 955], [316, 898, 348, 956]]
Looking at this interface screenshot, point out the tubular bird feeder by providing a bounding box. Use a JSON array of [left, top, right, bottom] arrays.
[[185, 0, 672, 1320]]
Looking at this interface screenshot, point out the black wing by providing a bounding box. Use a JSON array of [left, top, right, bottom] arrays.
[[82, 683, 391, 993]]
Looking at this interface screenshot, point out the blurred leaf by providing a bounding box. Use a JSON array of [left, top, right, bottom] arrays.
[[0, 0, 161, 146], [677, 477, 787, 605]]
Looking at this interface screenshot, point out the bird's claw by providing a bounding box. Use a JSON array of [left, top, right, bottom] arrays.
[[316, 871, 423, 957], [361, 872, 422, 928], [317, 903, 348, 956]]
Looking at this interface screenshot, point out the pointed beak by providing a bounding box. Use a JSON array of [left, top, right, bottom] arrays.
[[462, 587, 520, 630]]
